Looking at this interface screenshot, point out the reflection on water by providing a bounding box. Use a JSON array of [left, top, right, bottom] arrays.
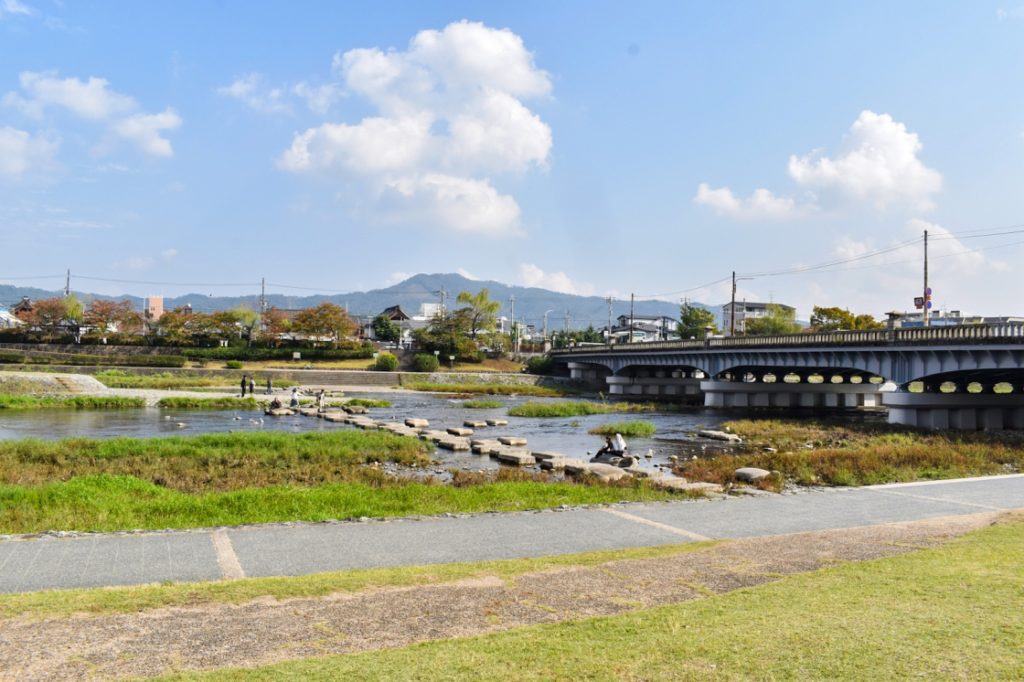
[[0, 392, 743, 472]]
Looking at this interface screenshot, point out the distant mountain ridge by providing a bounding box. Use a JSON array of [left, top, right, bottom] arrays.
[[0, 273, 715, 330]]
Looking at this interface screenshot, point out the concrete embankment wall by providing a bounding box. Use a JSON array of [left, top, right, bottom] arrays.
[[0, 364, 571, 389]]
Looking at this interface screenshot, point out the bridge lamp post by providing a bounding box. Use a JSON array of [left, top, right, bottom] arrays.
[[543, 309, 554, 342]]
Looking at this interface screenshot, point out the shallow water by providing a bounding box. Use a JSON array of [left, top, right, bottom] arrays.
[[0, 392, 749, 473]]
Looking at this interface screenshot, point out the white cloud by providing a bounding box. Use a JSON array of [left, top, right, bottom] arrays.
[[455, 268, 478, 280], [281, 21, 552, 235], [292, 82, 343, 115], [4, 71, 181, 157], [518, 263, 594, 296], [123, 256, 155, 271], [694, 110, 942, 221], [217, 74, 290, 113], [0, 0, 31, 18], [787, 111, 942, 210], [996, 6, 1024, 20], [0, 126, 59, 179], [160, 248, 177, 260], [384, 271, 413, 286], [107, 109, 181, 158], [693, 183, 805, 220]]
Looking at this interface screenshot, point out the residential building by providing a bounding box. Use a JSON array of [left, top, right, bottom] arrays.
[[607, 314, 681, 343], [722, 301, 796, 335], [0, 307, 22, 329], [144, 295, 164, 322], [885, 310, 1024, 329]]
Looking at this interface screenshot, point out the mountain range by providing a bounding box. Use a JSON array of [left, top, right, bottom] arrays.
[[0, 273, 714, 330]]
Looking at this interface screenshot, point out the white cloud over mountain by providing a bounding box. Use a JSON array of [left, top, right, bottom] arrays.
[[694, 110, 942, 220], [518, 263, 594, 296], [279, 20, 553, 236], [3, 71, 181, 157]]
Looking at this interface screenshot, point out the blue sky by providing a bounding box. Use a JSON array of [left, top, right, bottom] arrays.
[[2, 1, 1023, 318]]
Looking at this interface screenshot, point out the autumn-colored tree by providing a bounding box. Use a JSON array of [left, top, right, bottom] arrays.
[[86, 299, 139, 336], [23, 297, 72, 340], [292, 303, 353, 347], [154, 307, 196, 345], [260, 307, 291, 345]]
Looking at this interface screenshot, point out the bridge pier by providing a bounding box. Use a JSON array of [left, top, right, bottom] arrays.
[[606, 369, 703, 400], [883, 392, 1024, 430], [566, 362, 608, 389], [700, 380, 889, 410]]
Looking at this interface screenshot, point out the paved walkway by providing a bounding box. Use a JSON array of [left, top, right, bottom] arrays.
[[1, 474, 1022, 594]]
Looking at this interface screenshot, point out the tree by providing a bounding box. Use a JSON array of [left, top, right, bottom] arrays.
[[372, 314, 401, 343], [678, 302, 719, 339], [153, 307, 196, 346], [810, 306, 884, 332], [744, 304, 802, 335], [231, 306, 260, 346], [260, 307, 290, 345], [292, 303, 353, 347], [456, 289, 501, 339], [412, 308, 477, 360], [86, 299, 137, 336]]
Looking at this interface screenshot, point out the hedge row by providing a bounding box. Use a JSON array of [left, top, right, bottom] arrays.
[[0, 351, 186, 368], [180, 345, 374, 361]]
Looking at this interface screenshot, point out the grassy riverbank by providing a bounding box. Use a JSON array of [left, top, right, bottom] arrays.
[[155, 397, 260, 410], [461, 398, 504, 409], [588, 420, 657, 437], [95, 370, 297, 390], [508, 400, 658, 418], [405, 382, 566, 397], [0, 431, 677, 533], [174, 514, 1024, 680], [680, 418, 1024, 489], [0, 395, 146, 410]]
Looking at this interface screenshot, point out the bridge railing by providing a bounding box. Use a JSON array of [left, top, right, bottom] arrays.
[[551, 323, 1024, 354]]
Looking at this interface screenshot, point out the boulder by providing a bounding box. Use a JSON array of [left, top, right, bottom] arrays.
[[697, 429, 742, 443], [735, 467, 772, 483]]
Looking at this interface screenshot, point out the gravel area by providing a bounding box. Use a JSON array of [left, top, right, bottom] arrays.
[[0, 511, 1006, 681]]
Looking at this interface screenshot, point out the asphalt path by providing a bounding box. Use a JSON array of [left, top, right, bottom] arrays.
[[1, 474, 1021, 594]]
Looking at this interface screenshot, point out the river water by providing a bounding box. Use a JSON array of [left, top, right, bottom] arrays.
[[0, 392, 755, 473]]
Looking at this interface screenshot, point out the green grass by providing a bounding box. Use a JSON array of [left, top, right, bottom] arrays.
[[0, 394, 146, 410], [344, 398, 392, 408], [681, 418, 1024, 489], [0, 474, 677, 534], [165, 514, 1024, 681], [461, 398, 504, 409], [588, 420, 657, 437], [95, 370, 296, 390], [156, 396, 260, 410], [0, 542, 712, 620], [405, 382, 565, 397], [507, 400, 658, 418]]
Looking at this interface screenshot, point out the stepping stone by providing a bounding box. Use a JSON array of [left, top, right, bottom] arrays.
[[531, 451, 568, 461], [493, 448, 536, 466], [298, 408, 320, 417], [498, 436, 527, 446], [563, 461, 631, 482], [447, 427, 474, 437], [471, 439, 502, 454], [344, 405, 369, 415], [321, 412, 347, 422], [405, 418, 429, 428], [486, 419, 508, 426], [437, 437, 471, 451], [538, 457, 569, 470], [264, 408, 296, 417], [464, 420, 488, 428]]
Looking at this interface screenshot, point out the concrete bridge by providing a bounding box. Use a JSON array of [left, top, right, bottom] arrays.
[[549, 324, 1024, 429]]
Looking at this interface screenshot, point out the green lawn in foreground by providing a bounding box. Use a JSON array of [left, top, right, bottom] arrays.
[[168, 515, 1024, 681]]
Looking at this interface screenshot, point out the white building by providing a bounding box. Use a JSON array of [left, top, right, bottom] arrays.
[[0, 308, 22, 329], [722, 301, 796, 335]]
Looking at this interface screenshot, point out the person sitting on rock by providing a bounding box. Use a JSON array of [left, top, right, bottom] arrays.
[[595, 436, 615, 457], [269, 396, 282, 410]]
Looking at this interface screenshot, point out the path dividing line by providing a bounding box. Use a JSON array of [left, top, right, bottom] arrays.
[[211, 529, 245, 580], [601, 508, 712, 541]]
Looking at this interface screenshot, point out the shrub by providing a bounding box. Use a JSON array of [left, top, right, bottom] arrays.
[[0, 352, 25, 364], [463, 399, 504, 409], [413, 353, 440, 373], [526, 356, 554, 375], [588, 421, 657, 437], [373, 352, 399, 371], [181, 345, 374, 362], [224, 360, 244, 369]]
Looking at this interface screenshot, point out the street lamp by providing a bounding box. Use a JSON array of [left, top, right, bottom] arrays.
[[542, 309, 554, 342]]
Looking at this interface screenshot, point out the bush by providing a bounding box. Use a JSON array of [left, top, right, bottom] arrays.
[[373, 352, 399, 371], [224, 360, 244, 369], [526, 356, 553, 375], [181, 345, 374, 362], [413, 353, 440, 373], [0, 352, 25, 364]]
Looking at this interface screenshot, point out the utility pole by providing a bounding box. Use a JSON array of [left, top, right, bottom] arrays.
[[438, 289, 448, 319], [729, 271, 737, 336], [259, 278, 267, 314], [923, 229, 930, 327], [64, 269, 70, 298], [629, 293, 635, 344], [606, 296, 614, 343], [509, 295, 516, 354], [564, 309, 570, 333]]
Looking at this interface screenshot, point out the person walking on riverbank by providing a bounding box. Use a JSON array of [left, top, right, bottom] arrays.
[[249, 377, 256, 397], [240, 375, 247, 397]]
